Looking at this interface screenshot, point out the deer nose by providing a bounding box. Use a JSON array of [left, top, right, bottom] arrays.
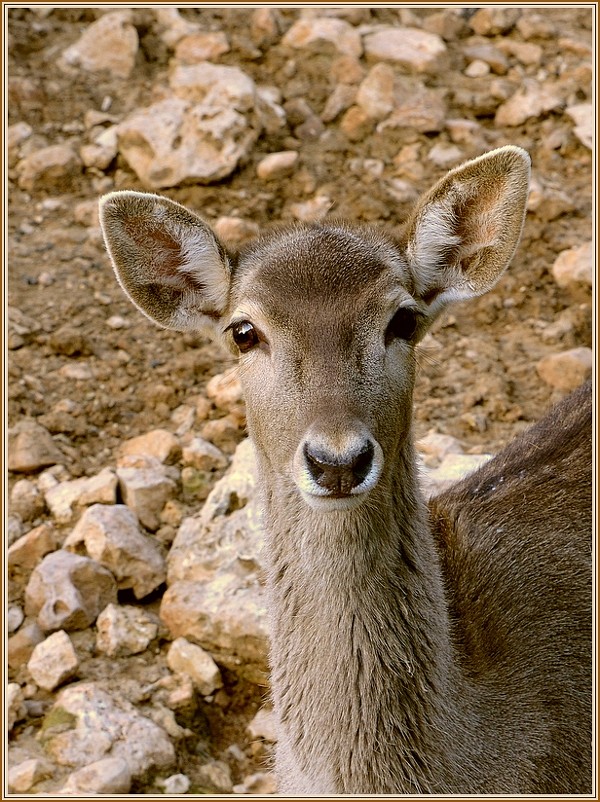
[[303, 440, 375, 496]]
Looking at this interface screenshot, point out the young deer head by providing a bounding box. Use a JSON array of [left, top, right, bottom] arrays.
[[100, 146, 530, 515]]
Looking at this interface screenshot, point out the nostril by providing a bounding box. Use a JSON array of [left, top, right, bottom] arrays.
[[351, 441, 374, 484], [303, 440, 375, 495]]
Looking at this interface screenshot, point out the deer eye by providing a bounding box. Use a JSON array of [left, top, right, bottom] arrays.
[[230, 320, 259, 353], [385, 307, 418, 345]]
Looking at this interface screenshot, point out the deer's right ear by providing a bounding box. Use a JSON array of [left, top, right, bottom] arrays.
[[99, 191, 231, 335]]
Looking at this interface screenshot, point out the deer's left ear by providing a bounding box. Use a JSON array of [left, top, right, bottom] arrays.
[[403, 146, 531, 317], [99, 191, 232, 336]]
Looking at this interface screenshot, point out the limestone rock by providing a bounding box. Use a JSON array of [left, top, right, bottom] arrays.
[[118, 429, 181, 464], [422, 453, 493, 498], [376, 80, 447, 134], [552, 241, 592, 290], [16, 144, 82, 194], [27, 630, 79, 691], [363, 27, 446, 73], [44, 468, 118, 524], [96, 603, 159, 657], [205, 368, 244, 409], [59, 757, 132, 795], [60, 11, 138, 79], [167, 637, 223, 695], [469, 6, 521, 36], [355, 63, 396, 120], [565, 103, 593, 149], [159, 773, 191, 794], [8, 683, 27, 731], [536, 348, 593, 392], [248, 706, 278, 742], [282, 17, 362, 58], [213, 216, 260, 248], [181, 438, 228, 472], [175, 32, 230, 63], [234, 771, 278, 795], [9, 478, 45, 522], [7, 758, 53, 793], [8, 523, 57, 580], [417, 430, 465, 468], [256, 150, 299, 180], [8, 420, 64, 473], [495, 79, 564, 126], [7, 620, 45, 670], [65, 503, 166, 598], [195, 761, 233, 793], [43, 682, 175, 776], [25, 549, 117, 632], [116, 455, 177, 532], [117, 63, 262, 188]]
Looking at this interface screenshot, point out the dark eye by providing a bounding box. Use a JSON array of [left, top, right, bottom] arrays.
[[385, 307, 418, 345], [231, 321, 259, 353]]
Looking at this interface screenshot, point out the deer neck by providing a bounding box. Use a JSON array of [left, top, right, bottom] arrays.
[[258, 438, 467, 794]]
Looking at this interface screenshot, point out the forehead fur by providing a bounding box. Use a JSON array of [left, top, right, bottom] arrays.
[[234, 221, 409, 305]]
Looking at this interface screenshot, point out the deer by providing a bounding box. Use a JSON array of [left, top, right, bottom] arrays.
[[99, 146, 592, 795]]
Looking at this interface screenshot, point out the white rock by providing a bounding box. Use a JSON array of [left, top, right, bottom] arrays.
[[119, 429, 180, 464], [16, 144, 82, 194], [44, 468, 118, 524], [25, 550, 117, 632], [495, 79, 563, 126], [256, 150, 299, 180], [428, 143, 463, 168], [248, 706, 278, 742], [417, 430, 464, 468], [175, 31, 229, 63], [8, 420, 64, 473], [536, 348, 593, 392], [59, 757, 132, 794], [44, 682, 175, 776], [65, 503, 166, 598], [363, 27, 446, 73], [96, 603, 159, 657], [160, 773, 191, 795], [552, 241, 592, 290], [116, 455, 177, 532], [182, 437, 228, 471], [60, 11, 138, 79], [7, 683, 26, 731], [234, 771, 278, 794], [289, 194, 332, 222], [355, 62, 395, 120], [213, 216, 260, 247], [376, 80, 447, 134], [167, 637, 223, 695], [58, 362, 94, 381], [282, 17, 362, 57], [27, 630, 79, 691], [565, 103, 592, 149], [170, 404, 196, 436], [7, 758, 53, 792], [10, 478, 45, 522], [206, 368, 244, 409], [7, 605, 24, 633], [8, 522, 57, 578], [117, 64, 261, 188], [423, 454, 493, 498]]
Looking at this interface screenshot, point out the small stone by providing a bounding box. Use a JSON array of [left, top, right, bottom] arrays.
[[355, 62, 396, 120], [44, 468, 118, 524], [235, 771, 278, 794], [60, 11, 138, 79], [27, 630, 79, 691], [25, 549, 118, 632], [155, 7, 199, 47], [8, 620, 45, 669], [363, 27, 446, 73], [498, 39, 543, 66], [116, 455, 177, 531], [495, 80, 563, 127], [428, 143, 463, 168], [57, 362, 94, 381], [465, 59, 490, 78], [250, 7, 280, 47], [321, 84, 357, 122], [377, 82, 447, 134], [339, 105, 374, 141], [118, 429, 180, 464], [469, 7, 521, 36], [248, 706, 278, 742], [8, 420, 64, 473], [8, 523, 57, 579], [206, 368, 244, 410], [16, 144, 82, 194], [417, 430, 465, 468], [552, 242, 592, 290], [175, 32, 230, 63], [7, 605, 25, 634], [282, 17, 362, 58], [10, 478, 45, 522], [536, 348, 593, 392], [65, 503, 166, 598], [7, 683, 26, 731], [60, 757, 132, 795], [423, 454, 493, 498], [7, 758, 53, 792], [463, 42, 508, 74], [445, 118, 483, 145], [213, 216, 259, 248], [288, 194, 333, 223], [160, 773, 191, 795], [170, 404, 196, 436], [195, 761, 233, 793], [167, 637, 223, 696], [106, 314, 130, 329], [256, 150, 298, 180], [96, 604, 159, 657], [565, 104, 593, 150], [182, 437, 229, 472]]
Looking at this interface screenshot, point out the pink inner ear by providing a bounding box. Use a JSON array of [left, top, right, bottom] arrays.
[[123, 216, 190, 287]]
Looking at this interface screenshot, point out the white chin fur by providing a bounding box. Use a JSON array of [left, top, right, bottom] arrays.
[[299, 490, 370, 512]]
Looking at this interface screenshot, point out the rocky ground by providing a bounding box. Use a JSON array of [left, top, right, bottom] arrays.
[[5, 6, 593, 795]]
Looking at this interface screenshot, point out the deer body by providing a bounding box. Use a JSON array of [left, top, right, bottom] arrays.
[[99, 147, 592, 794]]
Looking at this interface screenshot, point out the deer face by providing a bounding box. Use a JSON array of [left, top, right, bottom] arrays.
[[99, 146, 530, 512]]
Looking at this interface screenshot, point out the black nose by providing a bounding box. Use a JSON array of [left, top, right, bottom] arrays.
[[303, 441, 374, 496]]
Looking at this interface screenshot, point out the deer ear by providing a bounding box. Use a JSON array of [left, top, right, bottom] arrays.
[[403, 146, 530, 317], [99, 191, 231, 334]]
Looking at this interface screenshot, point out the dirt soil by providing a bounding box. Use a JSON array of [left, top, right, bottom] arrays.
[[5, 5, 593, 795]]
